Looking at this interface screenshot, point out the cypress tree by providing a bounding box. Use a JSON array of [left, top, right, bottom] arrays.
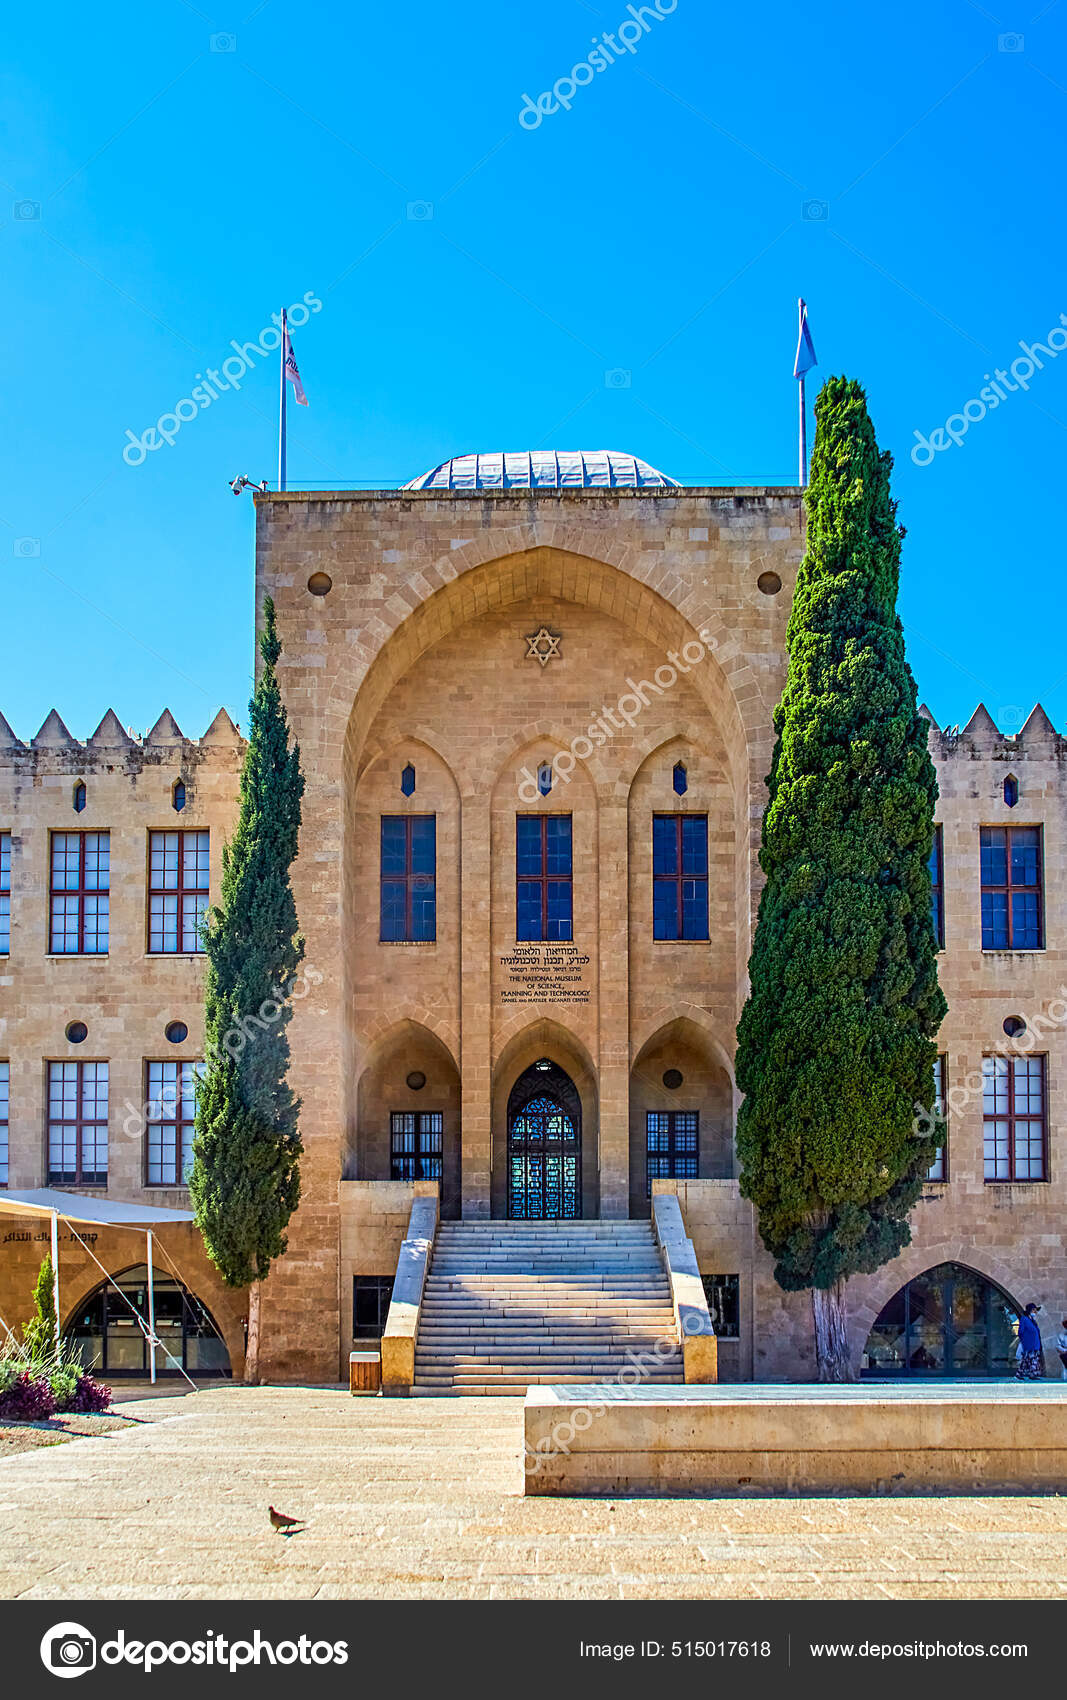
[[735, 376, 947, 1380], [189, 597, 306, 1383], [23, 1255, 58, 1363]]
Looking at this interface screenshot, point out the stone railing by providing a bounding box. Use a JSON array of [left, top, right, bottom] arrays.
[[380, 1192, 439, 1396], [651, 1192, 717, 1383]]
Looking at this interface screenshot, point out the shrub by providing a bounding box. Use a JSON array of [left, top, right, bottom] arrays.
[[69, 1374, 111, 1414], [0, 1371, 57, 1422], [48, 1365, 81, 1412]]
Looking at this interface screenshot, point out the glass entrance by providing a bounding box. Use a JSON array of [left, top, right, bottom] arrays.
[[863, 1263, 1020, 1377], [507, 1058, 582, 1219], [65, 1265, 231, 1378]]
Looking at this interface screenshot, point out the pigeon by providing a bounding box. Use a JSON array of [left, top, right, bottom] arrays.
[[269, 1506, 305, 1535]]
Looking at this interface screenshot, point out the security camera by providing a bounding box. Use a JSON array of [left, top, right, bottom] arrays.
[[230, 475, 247, 495]]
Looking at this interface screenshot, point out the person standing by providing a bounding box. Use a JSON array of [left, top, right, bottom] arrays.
[[1014, 1302, 1044, 1381], [1057, 1317, 1067, 1381]]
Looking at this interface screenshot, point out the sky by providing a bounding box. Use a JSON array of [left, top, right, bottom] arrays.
[[3, 0, 1066, 742]]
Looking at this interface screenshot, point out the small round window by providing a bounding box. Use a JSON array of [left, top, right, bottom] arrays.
[[757, 571, 782, 595], [1003, 1016, 1026, 1039], [65, 1021, 88, 1044], [165, 1021, 189, 1044], [307, 571, 333, 596], [662, 1068, 684, 1090], [406, 1070, 427, 1091]]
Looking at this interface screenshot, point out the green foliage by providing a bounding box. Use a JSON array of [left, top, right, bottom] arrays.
[[189, 598, 306, 1289], [21, 1256, 58, 1362], [735, 376, 947, 1293]]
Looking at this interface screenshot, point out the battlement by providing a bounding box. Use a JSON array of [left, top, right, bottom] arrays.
[[922, 702, 1065, 761], [0, 707, 245, 773]]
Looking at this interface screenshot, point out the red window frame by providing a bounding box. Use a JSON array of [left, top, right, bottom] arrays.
[[983, 1053, 1048, 1182], [515, 814, 573, 942], [145, 1059, 203, 1186], [148, 830, 209, 954], [47, 1060, 109, 1186], [49, 832, 109, 954], [980, 825, 1044, 950], [0, 831, 10, 955]]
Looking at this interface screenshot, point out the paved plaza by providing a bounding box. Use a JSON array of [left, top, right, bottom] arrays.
[[0, 1385, 1065, 1600]]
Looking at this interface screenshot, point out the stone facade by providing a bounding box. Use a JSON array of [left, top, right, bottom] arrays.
[[2, 478, 1064, 1384]]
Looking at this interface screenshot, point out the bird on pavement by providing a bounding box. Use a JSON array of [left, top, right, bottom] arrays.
[[269, 1506, 306, 1535]]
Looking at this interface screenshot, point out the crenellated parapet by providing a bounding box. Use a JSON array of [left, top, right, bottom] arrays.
[[921, 702, 1066, 765], [0, 705, 245, 777]]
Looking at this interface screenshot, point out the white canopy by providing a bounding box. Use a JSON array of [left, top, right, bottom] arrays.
[[0, 1189, 194, 1227]]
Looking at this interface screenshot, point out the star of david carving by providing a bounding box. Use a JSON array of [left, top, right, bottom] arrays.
[[525, 626, 562, 667]]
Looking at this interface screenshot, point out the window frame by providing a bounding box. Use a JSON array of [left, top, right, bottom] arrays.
[[0, 1060, 8, 1187], [144, 1059, 204, 1187], [147, 829, 209, 955], [49, 831, 110, 955], [47, 1059, 109, 1187], [645, 1108, 700, 1195], [982, 1051, 1048, 1183], [928, 1053, 948, 1181], [652, 814, 710, 942], [352, 1275, 395, 1339], [0, 831, 10, 955], [389, 1110, 443, 1182], [980, 824, 1044, 951], [929, 825, 944, 949], [515, 813, 573, 942], [379, 815, 437, 943]]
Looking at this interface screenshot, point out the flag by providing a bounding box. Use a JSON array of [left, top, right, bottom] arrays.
[[283, 323, 308, 406], [793, 302, 816, 380]]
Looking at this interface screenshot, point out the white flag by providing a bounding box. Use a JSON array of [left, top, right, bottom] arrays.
[[283, 323, 308, 406]]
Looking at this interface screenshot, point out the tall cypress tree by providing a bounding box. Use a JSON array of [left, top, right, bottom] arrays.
[[735, 376, 946, 1381], [190, 597, 306, 1383]]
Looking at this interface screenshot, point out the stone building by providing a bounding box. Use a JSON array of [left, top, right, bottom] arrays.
[[0, 449, 1064, 1384]]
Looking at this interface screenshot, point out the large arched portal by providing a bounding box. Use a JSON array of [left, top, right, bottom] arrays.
[[862, 1262, 1022, 1377], [506, 1059, 582, 1219], [65, 1265, 232, 1378]]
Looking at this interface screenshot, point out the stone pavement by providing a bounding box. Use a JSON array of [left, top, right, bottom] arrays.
[[0, 1385, 1065, 1600]]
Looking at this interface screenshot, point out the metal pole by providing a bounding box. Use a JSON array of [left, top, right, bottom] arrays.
[[278, 308, 288, 493], [147, 1230, 157, 1385], [50, 1211, 61, 1356], [798, 297, 807, 487]]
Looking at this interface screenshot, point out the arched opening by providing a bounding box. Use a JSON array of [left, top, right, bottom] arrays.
[[506, 1059, 582, 1219], [862, 1262, 1022, 1378], [65, 1265, 231, 1379], [350, 1021, 462, 1219], [629, 1016, 734, 1217]]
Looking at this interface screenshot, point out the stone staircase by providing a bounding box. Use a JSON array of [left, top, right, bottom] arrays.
[[412, 1220, 684, 1395]]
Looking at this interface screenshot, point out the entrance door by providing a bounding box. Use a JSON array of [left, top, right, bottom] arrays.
[[507, 1058, 581, 1219]]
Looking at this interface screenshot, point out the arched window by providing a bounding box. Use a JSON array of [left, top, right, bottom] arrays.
[[672, 761, 688, 796], [65, 1265, 231, 1379], [401, 762, 416, 797], [1003, 774, 1018, 807], [506, 1059, 581, 1220], [863, 1262, 1021, 1377]]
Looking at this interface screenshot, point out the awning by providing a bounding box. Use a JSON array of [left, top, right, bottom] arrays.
[[0, 1189, 195, 1227]]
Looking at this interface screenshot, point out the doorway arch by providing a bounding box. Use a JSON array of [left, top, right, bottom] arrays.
[[65, 1265, 232, 1378], [506, 1059, 582, 1219], [862, 1262, 1022, 1377]]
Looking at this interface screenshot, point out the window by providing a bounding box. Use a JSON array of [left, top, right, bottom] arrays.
[[928, 1054, 947, 1181], [50, 832, 109, 954], [981, 826, 1043, 949], [652, 815, 709, 940], [1003, 774, 1018, 808], [701, 1274, 739, 1339], [353, 1276, 394, 1339], [400, 763, 415, 797], [929, 826, 944, 948], [672, 762, 688, 796], [145, 1060, 204, 1186], [48, 1061, 108, 1185], [646, 1110, 699, 1194], [73, 782, 86, 813], [983, 1053, 1047, 1181], [0, 1062, 7, 1186], [516, 815, 573, 941], [149, 831, 209, 953], [390, 1111, 443, 1181], [172, 780, 186, 813], [0, 832, 9, 954], [380, 816, 436, 942]]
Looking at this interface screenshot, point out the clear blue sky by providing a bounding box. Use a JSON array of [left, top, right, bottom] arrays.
[[3, 0, 1065, 741]]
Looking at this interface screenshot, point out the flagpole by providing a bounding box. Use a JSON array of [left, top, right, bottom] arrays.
[[278, 307, 288, 493], [798, 297, 807, 487]]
